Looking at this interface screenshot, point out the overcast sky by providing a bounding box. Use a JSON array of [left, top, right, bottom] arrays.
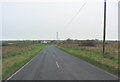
[[0, 0, 119, 40]]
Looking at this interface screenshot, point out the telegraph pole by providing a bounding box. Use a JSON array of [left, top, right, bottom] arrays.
[[103, 0, 106, 57], [56, 32, 58, 41]]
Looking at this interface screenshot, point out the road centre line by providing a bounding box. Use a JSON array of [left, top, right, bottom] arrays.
[[56, 61, 59, 68]]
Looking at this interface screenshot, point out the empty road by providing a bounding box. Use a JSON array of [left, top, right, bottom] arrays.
[[7, 45, 118, 80]]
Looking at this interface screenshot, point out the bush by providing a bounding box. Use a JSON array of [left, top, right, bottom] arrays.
[[66, 38, 73, 44], [2, 43, 9, 46], [78, 40, 96, 47]]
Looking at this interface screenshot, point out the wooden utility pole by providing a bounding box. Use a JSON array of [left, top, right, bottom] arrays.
[[56, 32, 58, 40], [103, 0, 106, 57]]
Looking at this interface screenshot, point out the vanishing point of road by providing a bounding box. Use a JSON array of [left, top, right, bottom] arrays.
[[7, 45, 118, 80]]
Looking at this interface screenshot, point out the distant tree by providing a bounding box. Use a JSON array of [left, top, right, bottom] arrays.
[[66, 38, 73, 44]]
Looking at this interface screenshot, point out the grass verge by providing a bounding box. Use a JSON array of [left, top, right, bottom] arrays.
[[55, 45, 119, 76], [2, 44, 45, 80]]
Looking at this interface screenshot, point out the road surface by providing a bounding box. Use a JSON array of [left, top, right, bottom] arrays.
[[7, 45, 118, 80]]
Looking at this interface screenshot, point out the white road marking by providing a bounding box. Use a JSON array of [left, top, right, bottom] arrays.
[[55, 47, 119, 79], [5, 54, 38, 82], [56, 61, 59, 68], [86, 60, 119, 79]]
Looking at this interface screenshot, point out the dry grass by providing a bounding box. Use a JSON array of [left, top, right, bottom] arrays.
[[59, 42, 118, 52], [2, 41, 45, 80], [56, 41, 119, 75]]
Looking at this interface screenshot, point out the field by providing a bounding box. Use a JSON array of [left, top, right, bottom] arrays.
[[2, 41, 45, 80], [55, 41, 119, 76], [0, 43, 2, 81], [2, 40, 119, 80]]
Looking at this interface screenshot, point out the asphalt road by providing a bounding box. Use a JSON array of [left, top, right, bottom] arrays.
[[8, 45, 118, 80]]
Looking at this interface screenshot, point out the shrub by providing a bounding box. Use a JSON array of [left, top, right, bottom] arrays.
[[2, 43, 9, 46], [66, 38, 73, 44], [78, 40, 96, 47]]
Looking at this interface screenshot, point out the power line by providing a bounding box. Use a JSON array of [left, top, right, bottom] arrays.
[[64, 0, 88, 28]]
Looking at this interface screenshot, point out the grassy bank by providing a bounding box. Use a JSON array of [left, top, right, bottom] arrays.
[[55, 44, 119, 76], [2, 42, 45, 80]]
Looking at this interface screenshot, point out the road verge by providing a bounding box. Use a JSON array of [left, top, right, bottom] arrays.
[[55, 45, 119, 77], [2, 44, 45, 80]]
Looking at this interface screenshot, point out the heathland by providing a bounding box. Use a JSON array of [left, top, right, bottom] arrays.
[[55, 40, 119, 76], [2, 41, 45, 79], [2, 40, 119, 79]]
